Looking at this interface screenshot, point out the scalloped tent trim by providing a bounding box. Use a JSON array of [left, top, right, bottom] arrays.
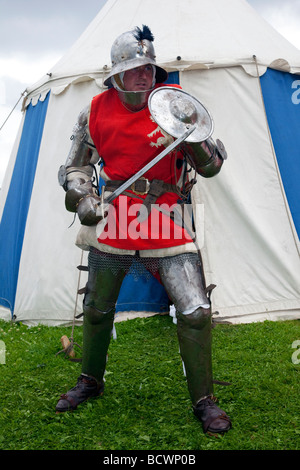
[[21, 0, 300, 108], [22, 56, 300, 109]]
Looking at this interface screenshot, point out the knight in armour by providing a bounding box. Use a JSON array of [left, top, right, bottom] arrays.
[[56, 25, 231, 434]]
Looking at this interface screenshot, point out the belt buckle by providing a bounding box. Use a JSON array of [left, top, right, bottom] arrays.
[[131, 177, 150, 195]]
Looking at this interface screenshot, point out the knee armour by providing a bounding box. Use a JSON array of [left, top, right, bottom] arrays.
[[176, 305, 212, 331], [83, 265, 124, 321], [83, 303, 115, 325]]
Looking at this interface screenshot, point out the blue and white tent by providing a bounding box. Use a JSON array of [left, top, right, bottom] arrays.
[[0, 0, 299, 326]]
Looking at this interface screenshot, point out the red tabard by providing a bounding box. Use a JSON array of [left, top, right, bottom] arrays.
[[89, 84, 193, 251]]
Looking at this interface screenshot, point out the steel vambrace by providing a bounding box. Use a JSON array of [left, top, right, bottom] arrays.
[[58, 105, 102, 225], [183, 137, 227, 178]]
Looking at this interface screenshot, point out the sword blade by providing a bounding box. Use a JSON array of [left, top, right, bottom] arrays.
[[104, 124, 196, 204]]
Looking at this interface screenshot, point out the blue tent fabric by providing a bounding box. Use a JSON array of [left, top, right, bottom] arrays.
[[0, 93, 50, 313], [260, 68, 300, 239], [116, 263, 169, 313]]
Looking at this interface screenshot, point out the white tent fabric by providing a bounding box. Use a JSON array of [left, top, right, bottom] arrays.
[[182, 67, 300, 323], [24, 0, 300, 103], [0, 0, 299, 326]]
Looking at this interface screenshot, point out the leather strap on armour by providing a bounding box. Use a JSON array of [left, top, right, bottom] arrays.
[[105, 178, 178, 220]]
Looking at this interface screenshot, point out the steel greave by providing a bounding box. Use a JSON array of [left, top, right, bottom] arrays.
[[176, 306, 214, 405], [81, 305, 115, 382], [158, 253, 214, 405], [81, 263, 126, 381]]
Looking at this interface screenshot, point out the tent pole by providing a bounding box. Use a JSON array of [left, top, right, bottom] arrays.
[[0, 90, 26, 132], [56, 250, 84, 360]]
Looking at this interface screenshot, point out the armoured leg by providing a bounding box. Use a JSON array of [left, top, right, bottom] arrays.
[[56, 251, 127, 412], [159, 253, 231, 432], [81, 256, 127, 382], [159, 253, 213, 405], [176, 306, 213, 404]]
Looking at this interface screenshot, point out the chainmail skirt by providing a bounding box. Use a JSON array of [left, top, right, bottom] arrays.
[[88, 246, 201, 281]]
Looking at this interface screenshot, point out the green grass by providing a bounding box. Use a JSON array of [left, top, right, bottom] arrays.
[[0, 316, 299, 450]]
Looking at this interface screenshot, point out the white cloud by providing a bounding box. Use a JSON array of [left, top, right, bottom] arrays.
[[248, 0, 300, 49], [0, 0, 106, 187], [0, 54, 61, 86]]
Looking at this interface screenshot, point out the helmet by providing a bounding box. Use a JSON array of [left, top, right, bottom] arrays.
[[104, 25, 168, 88]]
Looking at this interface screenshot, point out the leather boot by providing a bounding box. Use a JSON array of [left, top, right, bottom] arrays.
[[193, 396, 232, 433], [56, 374, 104, 412]]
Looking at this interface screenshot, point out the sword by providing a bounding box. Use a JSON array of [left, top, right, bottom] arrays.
[[103, 124, 196, 205]]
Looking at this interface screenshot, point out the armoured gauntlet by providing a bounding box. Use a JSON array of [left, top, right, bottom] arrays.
[[58, 106, 102, 226], [183, 137, 227, 178]]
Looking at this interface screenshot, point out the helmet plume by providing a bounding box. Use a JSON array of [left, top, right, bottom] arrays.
[[133, 25, 154, 42]]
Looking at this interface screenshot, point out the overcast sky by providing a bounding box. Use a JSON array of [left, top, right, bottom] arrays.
[[1, 0, 300, 187]]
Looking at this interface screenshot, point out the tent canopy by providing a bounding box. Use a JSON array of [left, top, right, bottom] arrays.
[[25, 0, 300, 105]]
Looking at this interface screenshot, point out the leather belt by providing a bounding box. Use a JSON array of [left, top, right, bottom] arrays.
[[105, 178, 177, 199], [105, 178, 178, 221], [105, 177, 150, 196]]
